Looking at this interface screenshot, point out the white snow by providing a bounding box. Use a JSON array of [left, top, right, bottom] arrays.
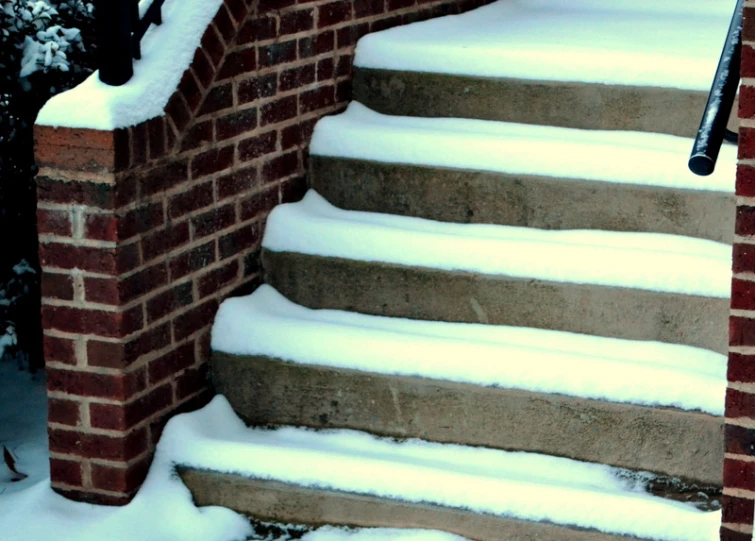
[[36, 0, 223, 129], [262, 191, 732, 298], [354, 0, 734, 90], [311, 103, 736, 193], [161, 396, 720, 541], [0, 362, 48, 492], [212, 285, 725, 415]]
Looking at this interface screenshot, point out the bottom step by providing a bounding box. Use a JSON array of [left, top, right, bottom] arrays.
[[173, 397, 719, 541]]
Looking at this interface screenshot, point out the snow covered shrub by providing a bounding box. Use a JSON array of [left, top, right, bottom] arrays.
[[0, 0, 96, 371]]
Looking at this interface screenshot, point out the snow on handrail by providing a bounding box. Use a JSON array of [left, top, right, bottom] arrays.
[[689, 0, 743, 176]]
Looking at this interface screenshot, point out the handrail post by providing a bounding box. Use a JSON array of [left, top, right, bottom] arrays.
[[94, 0, 134, 86]]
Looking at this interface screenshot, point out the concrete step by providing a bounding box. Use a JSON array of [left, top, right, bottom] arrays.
[[351, 1, 733, 136], [261, 191, 730, 353], [308, 105, 735, 242], [176, 398, 721, 541], [209, 285, 724, 484]]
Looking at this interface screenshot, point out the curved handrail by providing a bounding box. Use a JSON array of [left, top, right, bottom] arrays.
[[689, 0, 743, 176]]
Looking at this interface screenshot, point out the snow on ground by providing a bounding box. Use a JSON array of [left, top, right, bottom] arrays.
[[263, 191, 732, 298], [0, 362, 48, 493], [156, 397, 721, 541], [213, 285, 725, 414], [310, 103, 736, 193], [354, 0, 733, 89], [0, 368, 468, 541], [36, 0, 223, 129]]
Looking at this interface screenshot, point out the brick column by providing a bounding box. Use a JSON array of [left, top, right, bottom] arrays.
[[724, 3, 755, 539]]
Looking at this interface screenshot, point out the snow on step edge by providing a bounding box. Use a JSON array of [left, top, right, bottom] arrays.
[[310, 103, 735, 193], [168, 396, 720, 541], [353, 0, 731, 90], [262, 191, 731, 298], [211, 285, 725, 414]]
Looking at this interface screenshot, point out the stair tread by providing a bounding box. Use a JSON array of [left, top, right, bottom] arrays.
[[173, 397, 720, 541], [213, 285, 724, 415], [263, 191, 731, 298], [310, 103, 735, 193], [354, 0, 731, 90]]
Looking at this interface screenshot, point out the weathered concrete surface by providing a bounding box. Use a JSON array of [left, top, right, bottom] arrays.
[[211, 353, 724, 486], [353, 68, 710, 137], [262, 251, 729, 354], [180, 471, 639, 541], [309, 157, 735, 243]]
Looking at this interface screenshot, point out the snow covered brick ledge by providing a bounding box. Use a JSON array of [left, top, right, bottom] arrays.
[[33, 0, 496, 507]]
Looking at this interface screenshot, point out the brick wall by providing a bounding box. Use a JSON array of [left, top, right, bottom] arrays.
[[35, 0, 493, 504], [725, 3, 755, 539]]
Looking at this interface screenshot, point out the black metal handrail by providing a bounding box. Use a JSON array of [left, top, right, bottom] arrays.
[[689, 0, 743, 176], [94, 0, 166, 86]]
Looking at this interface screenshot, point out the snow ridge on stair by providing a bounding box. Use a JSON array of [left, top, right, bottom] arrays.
[[353, 0, 732, 89], [262, 191, 731, 298], [310, 103, 735, 192], [174, 397, 720, 541], [212, 285, 725, 414]]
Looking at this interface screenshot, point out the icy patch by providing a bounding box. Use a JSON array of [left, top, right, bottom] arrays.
[[354, 0, 733, 90], [310, 103, 736, 193], [212, 285, 725, 414], [36, 0, 223, 129], [262, 191, 732, 298], [164, 397, 720, 541]]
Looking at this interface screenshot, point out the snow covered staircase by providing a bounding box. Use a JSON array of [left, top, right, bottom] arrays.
[[183, 1, 736, 540]]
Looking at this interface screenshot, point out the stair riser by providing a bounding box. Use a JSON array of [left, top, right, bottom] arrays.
[[263, 251, 729, 354], [353, 69, 709, 137], [180, 471, 637, 541], [211, 353, 724, 485], [310, 157, 735, 243]]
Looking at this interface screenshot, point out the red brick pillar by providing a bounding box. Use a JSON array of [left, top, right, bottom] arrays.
[[34, 121, 227, 504], [724, 5, 755, 539]]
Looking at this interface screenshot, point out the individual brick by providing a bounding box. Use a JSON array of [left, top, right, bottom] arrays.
[[216, 108, 258, 140], [41, 304, 143, 338], [217, 48, 257, 80], [169, 182, 215, 219], [280, 8, 314, 35], [192, 203, 236, 238], [198, 84, 233, 116], [43, 334, 77, 365], [218, 224, 261, 260], [197, 259, 240, 297], [42, 273, 75, 301], [173, 299, 219, 341], [37, 208, 73, 237], [48, 397, 82, 426], [217, 166, 257, 199], [146, 282, 195, 325], [148, 341, 196, 384], [141, 222, 191, 262], [238, 131, 278, 161], [170, 241, 217, 280], [191, 145, 235, 178], [47, 366, 146, 400], [258, 40, 297, 68], [318, 0, 352, 28], [261, 96, 298, 126], [262, 151, 300, 183]]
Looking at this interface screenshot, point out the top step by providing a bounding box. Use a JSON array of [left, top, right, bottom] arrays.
[[352, 0, 735, 136]]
